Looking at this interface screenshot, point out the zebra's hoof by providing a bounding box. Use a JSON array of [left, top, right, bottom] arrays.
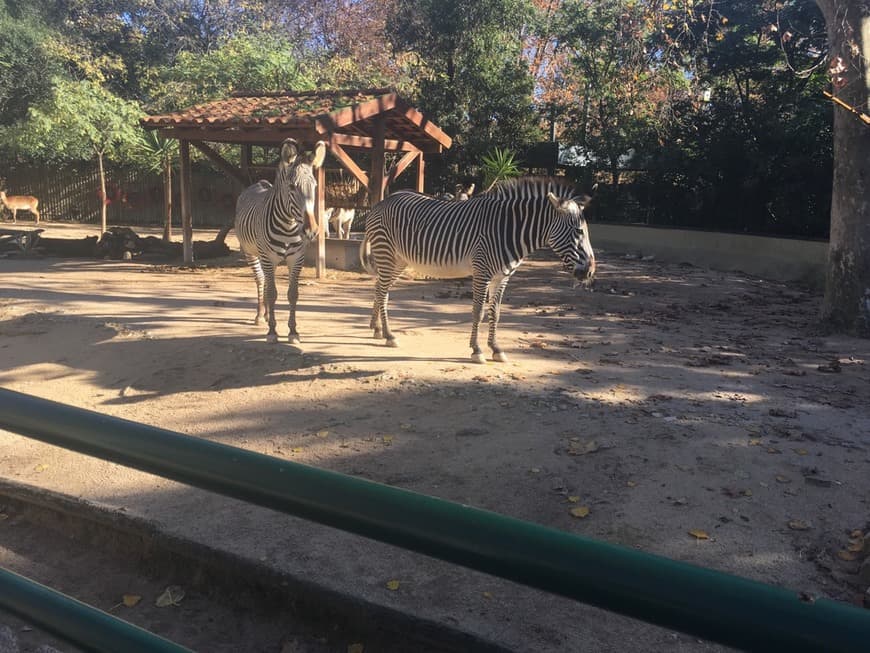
[[386, 338, 399, 348], [266, 333, 279, 344], [470, 352, 486, 364], [492, 351, 508, 363]]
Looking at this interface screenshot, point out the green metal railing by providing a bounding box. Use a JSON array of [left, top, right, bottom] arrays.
[[1, 386, 869, 652], [0, 567, 192, 653]]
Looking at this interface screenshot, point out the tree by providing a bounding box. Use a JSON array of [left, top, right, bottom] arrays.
[[133, 131, 178, 242], [0, 9, 58, 126], [814, 0, 870, 334], [387, 0, 542, 183], [149, 32, 315, 111], [17, 78, 142, 233]]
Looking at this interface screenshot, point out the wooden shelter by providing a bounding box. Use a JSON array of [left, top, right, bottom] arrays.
[[141, 88, 452, 275]]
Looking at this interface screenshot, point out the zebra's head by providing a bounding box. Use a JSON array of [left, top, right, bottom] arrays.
[[276, 139, 327, 238], [546, 192, 596, 285]]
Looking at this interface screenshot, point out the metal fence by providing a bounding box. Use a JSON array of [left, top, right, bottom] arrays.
[[2, 165, 374, 232], [1, 388, 869, 652]]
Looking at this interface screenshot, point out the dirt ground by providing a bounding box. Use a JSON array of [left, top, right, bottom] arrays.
[[1, 222, 869, 652]]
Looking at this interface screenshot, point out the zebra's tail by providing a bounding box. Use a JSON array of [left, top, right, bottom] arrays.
[[359, 234, 376, 276]]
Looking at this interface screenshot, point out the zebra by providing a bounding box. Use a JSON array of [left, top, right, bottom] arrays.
[[325, 207, 355, 239], [234, 138, 326, 343], [360, 177, 596, 363]]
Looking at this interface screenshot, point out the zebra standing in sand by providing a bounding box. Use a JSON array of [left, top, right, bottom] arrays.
[[360, 178, 596, 363], [235, 138, 326, 343]]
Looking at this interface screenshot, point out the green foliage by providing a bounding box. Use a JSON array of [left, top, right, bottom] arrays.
[[131, 131, 178, 173], [148, 33, 315, 111], [10, 77, 142, 163], [638, 0, 833, 237], [481, 147, 523, 191], [0, 9, 59, 126], [387, 0, 542, 181]]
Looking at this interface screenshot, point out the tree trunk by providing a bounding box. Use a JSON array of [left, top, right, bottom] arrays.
[[163, 155, 172, 242], [98, 151, 107, 235], [817, 0, 870, 335]]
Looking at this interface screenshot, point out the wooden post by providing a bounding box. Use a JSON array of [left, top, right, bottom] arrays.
[[316, 164, 326, 279], [179, 139, 194, 265], [241, 144, 253, 183], [369, 116, 386, 205], [416, 153, 425, 192]]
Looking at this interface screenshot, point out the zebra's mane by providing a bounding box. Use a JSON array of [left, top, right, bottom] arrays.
[[487, 177, 581, 201]]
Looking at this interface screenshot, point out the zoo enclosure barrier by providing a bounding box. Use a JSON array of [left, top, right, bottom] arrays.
[[0, 387, 869, 653]]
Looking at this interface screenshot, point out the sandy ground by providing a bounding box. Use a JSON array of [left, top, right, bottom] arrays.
[[1, 222, 869, 652]]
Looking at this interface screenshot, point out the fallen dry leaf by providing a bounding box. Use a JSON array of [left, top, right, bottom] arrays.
[[567, 496, 580, 504], [566, 439, 609, 456], [315, 430, 329, 438], [847, 532, 865, 553], [787, 519, 811, 531], [347, 644, 364, 653], [570, 506, 590, 519], [385, 580, 400, 591], [482, 591, 493, 599], [155, 585, 185, 607], [688, 530, 709, 540], [837, 550, 859, 562], [122, 594, 142, 608], [775, 475, 791, 484], [34, 464, 49, 473]]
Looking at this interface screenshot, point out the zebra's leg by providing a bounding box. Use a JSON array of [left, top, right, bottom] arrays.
[[261, 261, 280, 343], [486, 274, 513, 362], [286, 255, 304, 344], [468, 274, 490, 364], [245, 255, 266, 325], [374, 265, 405, 346]]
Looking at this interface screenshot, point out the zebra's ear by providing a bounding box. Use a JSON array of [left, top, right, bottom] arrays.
[[281, 139, 300, 166], [309, 141, 327, 169], [547, 192, 563, 211]]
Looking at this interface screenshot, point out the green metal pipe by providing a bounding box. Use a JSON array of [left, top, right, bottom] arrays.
[[0, 566, 193, 653], [1, 387, 869, 652]]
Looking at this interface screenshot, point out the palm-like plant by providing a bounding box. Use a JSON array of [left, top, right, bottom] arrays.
[[135, 132, 178, 241], [481, 147, 523, 192]]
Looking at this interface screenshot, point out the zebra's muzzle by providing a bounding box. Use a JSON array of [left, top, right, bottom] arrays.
[[572, 259, 595, 286]]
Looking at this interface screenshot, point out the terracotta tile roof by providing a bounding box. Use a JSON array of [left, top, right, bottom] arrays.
[[141, 88, 452, 151]]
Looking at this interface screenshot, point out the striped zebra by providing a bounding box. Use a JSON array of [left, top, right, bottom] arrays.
[[235, 139, 326, 343], [360, 178, 596, 363]]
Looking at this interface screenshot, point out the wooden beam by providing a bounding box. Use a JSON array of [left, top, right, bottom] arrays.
[[328, 142, 370, 190], [416, 153, 425, 192], [369, 116, 386, 205], [159, 127, 313, 145], [179, 140, 194, 265], [384, 150, 419, 194], [315, 93, 399, 132], [329, 132, 426, 153], [189, 141, 247, 188], [316, 165, 326, 279], [394, 97, 453, 149]]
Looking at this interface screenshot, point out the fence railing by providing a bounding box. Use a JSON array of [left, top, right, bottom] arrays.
[[1, 387, 869, 653]]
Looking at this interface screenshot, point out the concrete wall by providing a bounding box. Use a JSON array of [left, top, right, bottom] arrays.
[[304, 237, 363, 272], [307, 225, 829, 285], [592, 223, 828, 284]]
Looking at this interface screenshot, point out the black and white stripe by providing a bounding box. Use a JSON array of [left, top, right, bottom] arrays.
[[234, 139, 326, 343], [361, 177, 596, 363]]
